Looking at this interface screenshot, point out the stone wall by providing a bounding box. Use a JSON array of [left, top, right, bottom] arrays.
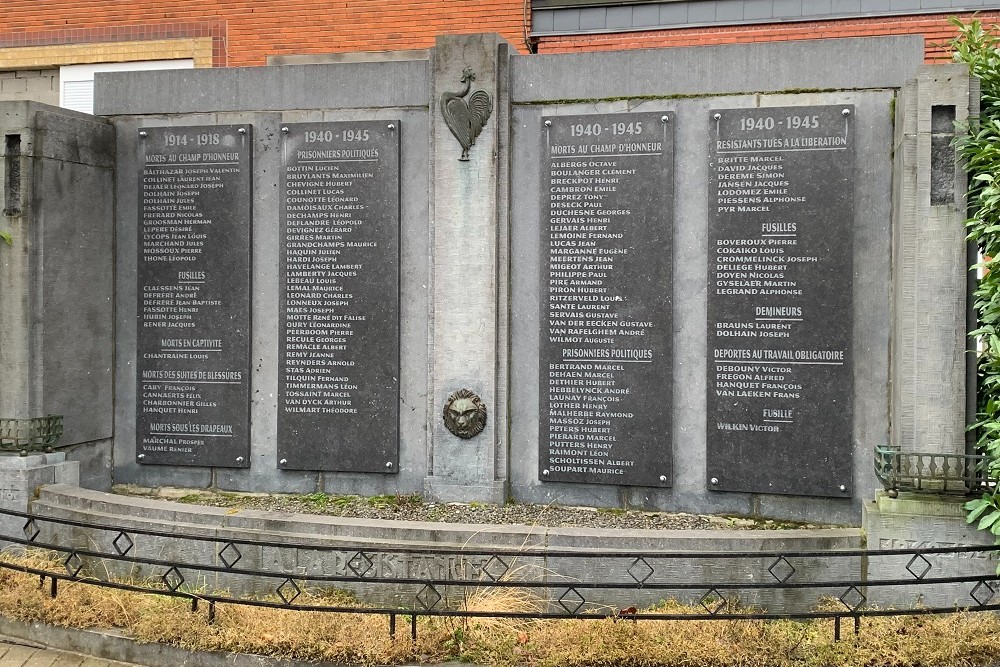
[[0, 102, 115, 490]]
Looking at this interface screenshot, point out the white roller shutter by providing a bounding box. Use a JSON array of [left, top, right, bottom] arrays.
[[60, 59, 194, 115]]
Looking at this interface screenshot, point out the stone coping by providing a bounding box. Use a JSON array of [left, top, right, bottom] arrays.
[[0, 617, 453, 667], [31, 484, 863, 553]]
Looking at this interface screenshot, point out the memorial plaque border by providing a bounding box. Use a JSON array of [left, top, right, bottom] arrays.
[[276, 120, 401, 474], [135, 124, 254, 469], [705, 105, 855, 498], [537, 111, 675, 489]]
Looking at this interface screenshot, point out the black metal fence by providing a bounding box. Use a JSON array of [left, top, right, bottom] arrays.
[[2, 506, 999, 641]]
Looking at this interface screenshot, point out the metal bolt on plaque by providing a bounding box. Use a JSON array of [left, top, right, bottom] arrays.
[[443, 389, 487, 439]]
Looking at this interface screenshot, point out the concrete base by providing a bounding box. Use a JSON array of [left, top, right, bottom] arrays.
[[423, 477, 506, 504], [0, 453, 78, 537], [27, 484, 862, 613], [863, 491, 997, 608]]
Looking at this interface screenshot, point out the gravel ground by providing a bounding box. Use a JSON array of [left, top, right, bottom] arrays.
[[112, 485, 830, 530]]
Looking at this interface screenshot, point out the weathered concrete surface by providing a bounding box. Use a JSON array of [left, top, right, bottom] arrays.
[[0, 619, 471, 667], [891, 65, 976, 458], [103, 68, 431, 497], [27, 485, 862, 613], [509, 81, 894, 524], [863, 491, 998, 609], [0, 453, 78, 538], [0, 102, 114, 464], [0, 633, 145, 667], [426, 33, 511, 504]]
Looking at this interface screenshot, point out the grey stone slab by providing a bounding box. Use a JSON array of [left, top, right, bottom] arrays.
[[0, 103, 114, 449], [706, 105, 855, 498], [511, 36, 924, 103], [28, 483, 866, 613], [37, 158, 114, 445], [110, 74, 430, 494], [538, 111, 674, 488], [512, 89, 891, 525], [135, 124, 253, 469], [63, 439, 112, 491], [95, 61, 429, 117], [33, 109, 114, 168], [890, 66, 973, 458], [890, 0, 922, 9], [426, 34, 509, 504], [276, 120, 400, 473], [860, 0, 891, 11], [863, 493, 997, 608]]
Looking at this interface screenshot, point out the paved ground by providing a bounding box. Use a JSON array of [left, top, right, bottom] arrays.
[[0, 639, 142, 667]]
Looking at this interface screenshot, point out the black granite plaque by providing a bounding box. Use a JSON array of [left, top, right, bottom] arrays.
[[277, 121, 400, 472], [136, 124, 253, 468], [706, 105, 855, 497], [538, 112, 674, 487]]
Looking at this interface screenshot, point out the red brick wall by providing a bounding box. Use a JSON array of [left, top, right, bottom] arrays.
[[0, 1, 994, 66], [0, 0, 528, 67], [534, 11, 1000, 63]]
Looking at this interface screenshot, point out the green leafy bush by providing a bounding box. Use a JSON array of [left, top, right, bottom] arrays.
[[952, 17, 1000, 555]]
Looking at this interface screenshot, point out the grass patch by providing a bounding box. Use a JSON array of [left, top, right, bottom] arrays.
[[367, 493, 424, 510], [1, 550, 999, 666]]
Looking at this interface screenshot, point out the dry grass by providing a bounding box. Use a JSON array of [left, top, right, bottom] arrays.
[[1, 549, 999, 666]]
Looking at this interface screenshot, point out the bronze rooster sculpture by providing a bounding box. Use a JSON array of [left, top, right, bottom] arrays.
[[441, 67, 493, 161]]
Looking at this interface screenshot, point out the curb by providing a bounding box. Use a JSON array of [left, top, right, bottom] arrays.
[[0, 617, 472, 667]]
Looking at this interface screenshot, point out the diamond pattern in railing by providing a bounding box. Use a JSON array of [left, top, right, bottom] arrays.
[[482, 555, 509, 582], [558, 587, 586, 615], [63, 552, 84, 577], [700, 588, 728, 615], [112, 531, 134, 557], [348, 551, 375, 578], [839, 586, 866, 612], [416, 583, 442, 610], [627, 557, 654, 586], [905, 554, 932, 580], [219, 542, 242, 569], [971, 581, 996, 607], [768, 556, 795, 583], [161, 566, 185, 592], [277, 578, 301, 605]]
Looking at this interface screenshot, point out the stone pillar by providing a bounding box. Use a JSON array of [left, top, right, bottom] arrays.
[[425, 34, 511, 503], [890, 65, 976, 457], [0, 102, 115, 488], [867, 66, 992, 607]]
